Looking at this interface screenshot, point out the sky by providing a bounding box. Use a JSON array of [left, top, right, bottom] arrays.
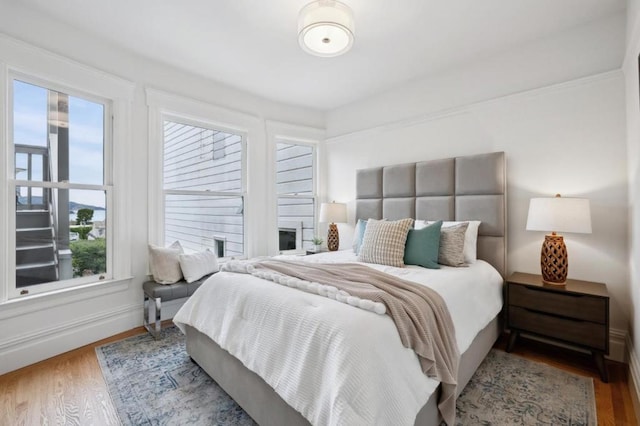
[[13, 80, 106, 208]]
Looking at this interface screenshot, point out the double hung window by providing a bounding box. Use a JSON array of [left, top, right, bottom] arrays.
[[162, 118, 245, 258], [10, 78, 111, 297], [276, 141, 316, 252]]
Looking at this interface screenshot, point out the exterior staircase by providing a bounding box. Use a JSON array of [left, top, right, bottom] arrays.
[[15, 208, 58, 287]]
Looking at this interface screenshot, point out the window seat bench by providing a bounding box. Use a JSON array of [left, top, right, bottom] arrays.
[[143, 272, 216, 338]]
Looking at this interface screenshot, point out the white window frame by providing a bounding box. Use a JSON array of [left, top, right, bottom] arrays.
[[160, 114, 247, 259], [275, 139, 317, 254], [0, 47, 134, 304], [266, 120, 324, 256], [213, 236, 226, 258], [7, 74, 114, 297], [146, 89, 259, 260]]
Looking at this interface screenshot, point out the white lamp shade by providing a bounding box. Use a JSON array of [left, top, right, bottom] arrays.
[[526, 196, 592, 234], [319, 202, 347, 223], [298, 0, 355, 57]]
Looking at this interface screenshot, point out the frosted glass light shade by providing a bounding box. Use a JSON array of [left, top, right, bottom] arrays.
[[526, 196, 592, 234], [319, 202, 347, 223], [298, 0, 355, 57]]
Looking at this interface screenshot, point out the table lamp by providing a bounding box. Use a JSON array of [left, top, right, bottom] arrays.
[[526, 194, 592, 285], [319, 201, 347, 251]]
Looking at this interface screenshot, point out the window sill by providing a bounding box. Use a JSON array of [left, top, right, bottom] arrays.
[[0, 276, 133, 320]]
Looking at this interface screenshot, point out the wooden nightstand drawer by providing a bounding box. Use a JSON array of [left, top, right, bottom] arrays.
[[506, 272, 610, 382], [509, 284, 607, 323], [509, 306, 607, 351]]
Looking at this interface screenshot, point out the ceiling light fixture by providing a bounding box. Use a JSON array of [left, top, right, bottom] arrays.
[[298, 0, 355, 57]]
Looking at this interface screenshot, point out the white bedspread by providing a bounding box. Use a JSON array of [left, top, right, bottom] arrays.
[[173, 251, 503, 426]]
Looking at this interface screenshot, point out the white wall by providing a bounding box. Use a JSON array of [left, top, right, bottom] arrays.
[[624, 0, 640, 405], [0, 2, 323, 374], [324, 70, 629, 360], [327, 12, 625, 138]]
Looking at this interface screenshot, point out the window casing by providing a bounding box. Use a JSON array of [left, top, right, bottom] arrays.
[[8, 76, 112, 298], [162, 117, 246, 258], [276, 141, 316, 252]]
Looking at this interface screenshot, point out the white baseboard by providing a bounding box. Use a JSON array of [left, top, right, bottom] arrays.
[[0, 303, 141, 375], [626, 335, 640, 418], [1, 296, 192, 375], [609, 328, 627, 363]]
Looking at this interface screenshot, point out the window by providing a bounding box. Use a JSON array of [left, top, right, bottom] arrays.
[[276, 142, 315, 252], [214, 238, 226, 258], [162, 119, 245, 258], [10, 78, 111, 296]]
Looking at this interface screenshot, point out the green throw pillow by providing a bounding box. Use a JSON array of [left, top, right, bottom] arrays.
[[403, 220, 442, 269]]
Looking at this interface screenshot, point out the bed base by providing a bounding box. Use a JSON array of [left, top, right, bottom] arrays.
[[185, 315, 501, 426]]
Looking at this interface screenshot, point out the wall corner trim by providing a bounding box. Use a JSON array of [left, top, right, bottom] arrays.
[[626, 334, 640, 418]]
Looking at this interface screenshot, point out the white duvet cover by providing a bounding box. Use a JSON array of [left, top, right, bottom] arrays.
[[173, 251, 503, 426]]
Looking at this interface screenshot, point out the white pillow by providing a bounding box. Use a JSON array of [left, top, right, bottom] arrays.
[[414, 219, 428, 230], [424, 220, 481, 263], [179, 249, 220, 283], [148, 241, 184, 284]]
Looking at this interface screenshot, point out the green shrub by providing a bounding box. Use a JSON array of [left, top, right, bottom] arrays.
[[70, 225, 92, 240], [70, 239, 106, 277]]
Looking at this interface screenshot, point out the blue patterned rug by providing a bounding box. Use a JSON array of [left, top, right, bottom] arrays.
[[96, 326, 255, 425], [97, 326, 596, 425]]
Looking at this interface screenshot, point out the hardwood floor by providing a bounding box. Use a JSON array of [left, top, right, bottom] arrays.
[[0, 326, 637, 425], [0, 326, 146, 426]]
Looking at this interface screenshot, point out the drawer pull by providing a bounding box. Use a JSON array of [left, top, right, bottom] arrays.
[[521, 307, 588, 323], [520, 286, 585, 297]]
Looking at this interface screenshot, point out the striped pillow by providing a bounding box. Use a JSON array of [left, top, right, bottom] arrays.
[[438, 222, 469, 267], [359, 218, 414, 267]]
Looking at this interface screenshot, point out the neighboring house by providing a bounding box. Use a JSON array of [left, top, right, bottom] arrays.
[[89, 221, 105, 239]]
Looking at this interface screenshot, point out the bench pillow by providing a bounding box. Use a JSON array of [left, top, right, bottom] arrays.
[[179, 249, 220, 283], [148, 241, 184, 284]]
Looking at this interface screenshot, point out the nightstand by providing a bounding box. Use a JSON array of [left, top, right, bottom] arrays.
[[506, 272, 610, 382]]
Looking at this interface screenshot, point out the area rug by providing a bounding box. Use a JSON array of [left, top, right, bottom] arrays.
[[456, 349, 596, 426], [96, 326, 255, 425], [97, 326, 596, 426]]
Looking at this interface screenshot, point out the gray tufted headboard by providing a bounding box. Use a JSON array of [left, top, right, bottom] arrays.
[[355, 152, 506, 279]]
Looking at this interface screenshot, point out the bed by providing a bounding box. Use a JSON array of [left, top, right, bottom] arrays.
[[174, 151, 507, 425]]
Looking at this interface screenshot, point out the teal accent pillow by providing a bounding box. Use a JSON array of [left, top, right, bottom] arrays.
[[403, 220, 442, 269], [352, 219, 368, 255]]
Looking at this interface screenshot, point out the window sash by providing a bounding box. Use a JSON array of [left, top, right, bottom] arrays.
[[161, 116, 247, 259], [275, 141, 317, 253], [163, 191, 244, 259], [8, 75, 113, 298], [8, 181, 113, 298]]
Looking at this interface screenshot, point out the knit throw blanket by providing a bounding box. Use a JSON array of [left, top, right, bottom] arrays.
[[222, 259, 460, 425]]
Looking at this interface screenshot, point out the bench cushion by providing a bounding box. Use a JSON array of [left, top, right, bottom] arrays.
[[143, 272, 215, 301]]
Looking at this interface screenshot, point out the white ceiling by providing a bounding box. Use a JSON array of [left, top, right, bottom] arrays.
[[16, 0, 626, 110]]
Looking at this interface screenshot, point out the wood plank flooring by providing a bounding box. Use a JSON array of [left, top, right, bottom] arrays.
[[0, 326, 637, 425]]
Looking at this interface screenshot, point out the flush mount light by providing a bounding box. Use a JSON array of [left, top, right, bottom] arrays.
[[298, 0, 355, 57]]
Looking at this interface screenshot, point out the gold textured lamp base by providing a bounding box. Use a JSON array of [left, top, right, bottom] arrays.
[[327, 223, 339, 251], [540, 234, 568, 285]]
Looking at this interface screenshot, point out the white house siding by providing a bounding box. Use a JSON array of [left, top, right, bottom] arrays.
[[276, 142, 315, 250]]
